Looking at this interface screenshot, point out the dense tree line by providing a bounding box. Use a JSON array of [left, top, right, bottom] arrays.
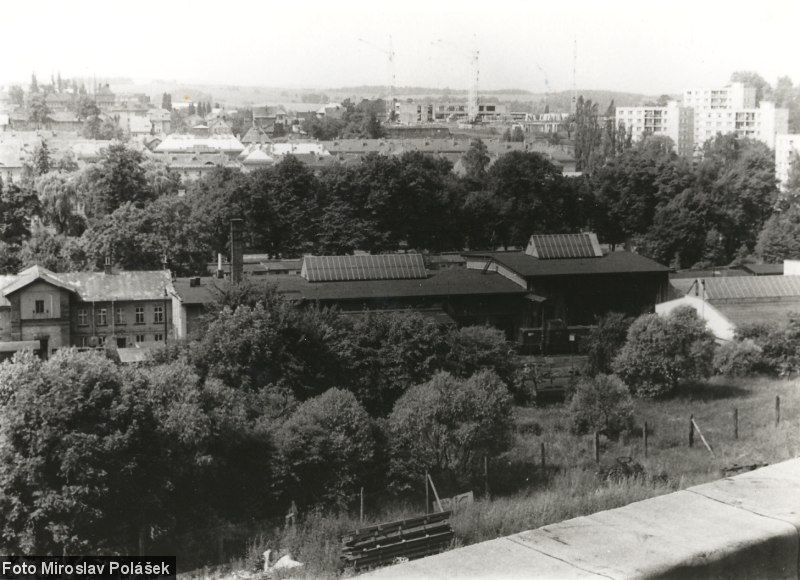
[[0, 287, 516, 554], [0, 120, 792, 278]]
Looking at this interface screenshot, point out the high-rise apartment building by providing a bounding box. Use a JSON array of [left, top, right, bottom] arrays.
[[615, 101, 695, 157], [775, 134, 800, 189], [617, 82, 787, 157]]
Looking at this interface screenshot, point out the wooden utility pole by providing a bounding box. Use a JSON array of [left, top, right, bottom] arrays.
[[689, 414, 694, 447], [593, 432, 600, 463], [360, 487, 364, 523], [733, 408, 738, 440], [775, 396, 781, 427], [540, 442, 546, 472]]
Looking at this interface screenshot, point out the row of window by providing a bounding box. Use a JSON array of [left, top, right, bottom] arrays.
[[77, 333, 164, 347], [77, 306, 164, 326]]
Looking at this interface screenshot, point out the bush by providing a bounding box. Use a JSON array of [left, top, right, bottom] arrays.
[[613, 306, 715, 397], [748, 314, 800, 377], [583, 312, 634, 375], [713, 339, 765, 377], [569, 374, 634, 437], [445, 325, 514, 384], [388, 370, 513, 490], [273, 389, 377, 507]]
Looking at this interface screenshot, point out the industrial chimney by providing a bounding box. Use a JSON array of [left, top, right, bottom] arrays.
[[230, 219, 244, 284]]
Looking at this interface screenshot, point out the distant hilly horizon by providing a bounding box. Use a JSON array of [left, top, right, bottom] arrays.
[[3, 76, 665, 113]]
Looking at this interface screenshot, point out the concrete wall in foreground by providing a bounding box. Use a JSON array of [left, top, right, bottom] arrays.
[[360, 459, 800, 579]]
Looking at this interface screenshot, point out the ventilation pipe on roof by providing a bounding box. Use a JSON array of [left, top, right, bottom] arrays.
[[104, 256, 112, 275]]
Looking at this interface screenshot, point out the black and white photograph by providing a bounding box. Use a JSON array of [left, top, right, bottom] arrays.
[[1, 0, 800, 578]]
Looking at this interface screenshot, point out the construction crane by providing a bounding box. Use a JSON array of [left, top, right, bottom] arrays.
[[535, 63, 550, 110], [357, 36, 396, 122], [432, 37, 480, 124]]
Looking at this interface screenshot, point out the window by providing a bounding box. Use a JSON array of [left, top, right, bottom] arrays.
[[78, 308, 88, 326], [34, 300, 45, 314], [97, 308, 107, 326], [154, 306, 164, 324], [154, 333, 164, 342], [115, 308, 125, 325], [135, 307, 144, 324], [78, 336, 89, 348], [135, 334, 145, 343], [96, 336, 105, 347]]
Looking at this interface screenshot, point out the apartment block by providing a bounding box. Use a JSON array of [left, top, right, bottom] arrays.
[[775, 134, 800, 189], [683, 82, 787, 152], [615, 101, 695, 157], [693, 101, 788, 151], [683, 82, 756, 111]]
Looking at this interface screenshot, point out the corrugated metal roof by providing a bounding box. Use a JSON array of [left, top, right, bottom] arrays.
[[302, 254, 427, 282], [1, 267, 172, 302], [275, 268, 528, 300], [57, 271, 172, 301], [466, 250, 670, 277], [526, 233, 602, 259], [703, 276, 800, 301]]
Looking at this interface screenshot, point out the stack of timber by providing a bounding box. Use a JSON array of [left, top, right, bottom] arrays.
[[341, 511, 454, 570]]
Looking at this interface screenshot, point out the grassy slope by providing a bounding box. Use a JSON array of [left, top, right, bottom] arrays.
[[193, 377, 800, 579]]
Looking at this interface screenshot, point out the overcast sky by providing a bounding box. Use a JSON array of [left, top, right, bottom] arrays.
[[2, 0, 798, 95]]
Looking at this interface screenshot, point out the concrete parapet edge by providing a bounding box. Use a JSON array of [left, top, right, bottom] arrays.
[[359, 458, 800, 579]]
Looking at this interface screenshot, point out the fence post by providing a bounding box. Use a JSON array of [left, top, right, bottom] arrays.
[[775, 396, 781, 427], [425, 471, 429, 515], [689, 414, 694, 448], [484, 455, 490, 498], [540, 442, 546, 472], [593, 431, 600, 463], [643, 421, 648, 458], [733, 408, 738, 440]]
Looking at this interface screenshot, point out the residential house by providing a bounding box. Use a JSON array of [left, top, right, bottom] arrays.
[[0, 265, 174, 359], [252, 105, 288, 132]]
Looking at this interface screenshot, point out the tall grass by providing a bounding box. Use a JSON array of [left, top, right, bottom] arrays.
[[213, 376, 800, 579]]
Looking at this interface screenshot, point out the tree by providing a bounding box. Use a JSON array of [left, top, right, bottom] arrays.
[[74, 94, 99, 121], [8, 85, 24, 107], [79, 144, 152, 219], [334, 311, 451, 415], [273, 389, 377, 506], [29, 73, 39, 94], [83, 115, 124, 140], [31, 139, 52, 177], [388, 370, 513, 490], [190, 300, 347, 402], [28, 94, 50, 128], [462, 139, 490, 184], [591, 141, 692, 248], [568, 374, 634, 437], [613, 306, 715, 397], [444, 325, 514, 386], [755, 205, 800, 262], [730, 71, 772, 103], [488, 151, 575, 247], [573, 96, 602, 171], [0, 350, 168, 554], [35, 171, 83, 235], [0, 181, 40, 245], [583, 312, 634, 376], [17, 228, 88, 271]]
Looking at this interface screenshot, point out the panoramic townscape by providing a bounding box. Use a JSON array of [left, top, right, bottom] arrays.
[[2, 1, 800, 578]]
